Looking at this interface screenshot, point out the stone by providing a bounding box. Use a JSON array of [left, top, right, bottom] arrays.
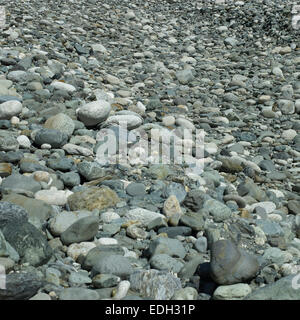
[[0, 202, 52, 266], [150, 254, 184, 273], [92, 274, 120, 289], [126, 182, 146, 197], [129, 269, 182, 300], [0, 174, 41, 197], [245, 275, 300, 300], [29, 293, 51, 300], [104, 114, 143, 130], [34, 188, 72, 206], [44, 113, 75, 137], [69, 270, 92, 285], [277, 98, 295, 114], [210, 240, 259, 285], [67, 242, 96, 261], [146, 237, 186, 259], [49, 210, 94, 236], [287, 200, 300, 215], [50, 80, 76, 92], [2, 193, 54, 229], [176, 69, 194, 84], [0, 100, 22, 120], [34, 128, 68, 148], [17, 135, 31, 148], [62, 143, 93, 156], [213, 283, 252, 300], [158, 226, 192, 238], [67, 186, 120, 211], [59, 287, 99, 300], [172, 287, 198, 300], [0, 130, 19, 151], [163, 195, 183, 225], [60, 216, 99, 245], [91, 254, 133, 278], [77, 100, 111, 127], [124, 208, 166, 227], [163, 182, 187, 204], [0, 271, 43, 300], [0, 163, 12, 177], [203, 199, 232, 222], [77, 161, 106, 181]]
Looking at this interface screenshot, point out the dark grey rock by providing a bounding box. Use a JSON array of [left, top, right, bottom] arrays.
[[60, 216, 99, 245], [0, 271, 43, 300], [126, 182, 146, 196], [34, 128, 68, 148], [157, 226, 192, 238], [210, 240, 259, 285], [145, 237, 186, 259]]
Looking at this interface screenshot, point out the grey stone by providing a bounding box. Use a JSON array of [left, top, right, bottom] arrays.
[[34, 128, 68, 148], [91, 254, 133, 278], [213, 283, 252, 300], [2, 194, 54, 229], [92, 273, 120, 288], [0, 130, 19, 151], [203, 199, 232, 222], [146, 237, 186, 259], [77, 161, 106, 181], [77, 100, 111, 127], [163, 182, 187, 204], [60, 172, 81, 187], [245, 275, 300, 300], [126, 182, 146, 196], [0, 271, 43, 300], [59, 287, 99, 300], [130, 269, 182, 300], [210, 240, 259, 285], [150, 254, 184, 273], [0, 174, 42, 197], [60, 216, 99, 245]]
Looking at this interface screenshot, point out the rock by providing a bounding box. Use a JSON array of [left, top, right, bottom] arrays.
[[0, 271, 43, 300], [50, 80, 76, 93], [67, 242, 96, 261], [44, 113, 75, 137], [126, 182, 146, 196], [176, 69, 194, 84], [67, 186, 120, 211], [146, 237, 186, 259], [59, 287, 99, 300], [62, 143, 93, 156], [287, 200, 300, 215], [2, 193, 54, 229], [163, 195, 183, 225], [130, 269, 181, 300], [105, 114, 143, 130], [0, 202, 52, 266], [0, 130, 19, 151], [277, 99, 295, 114], [0, 100, 22, 120], [150, 254, 184, 273], [17, 135, 31, 148], [91, 254, 133, 279], [77, 100, 111, 127], [171, 287, 198, 300], [77, 161, 106, 181], [203, 199, 232, 222], [29, 292, 51, 300], [245, 275, 300, 300], [0, 174, 41, 197], [49, 210, 94, 236], [124, 208, 166, 227], [210, 240, 259, 285], [34, 128, 68, 148], [34, 188, 72, 206], [213, 283, 252, 300], [92, 274, 120, 289], [69, 270, 92, 285], [0, 163, 12, 177], [60, 216, 99, 245]]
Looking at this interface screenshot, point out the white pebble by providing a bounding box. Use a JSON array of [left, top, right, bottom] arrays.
[[113, 281, 130, 300], [34, 187, 73, 205], [96, 238, 118, 245], [67, 242, 96, 261], [17, 135, 31, 148], [282, 129, 297, 141], [100, 211, 120, 223], [10, 116, 20, 124], [41, 143, 52, 149]]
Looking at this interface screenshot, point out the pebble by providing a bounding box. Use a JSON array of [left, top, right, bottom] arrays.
[[210, 240, 259, 285], [0, 100, 22, 120], [77, 100, 111, 127], [213, 283, 252, 300]]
